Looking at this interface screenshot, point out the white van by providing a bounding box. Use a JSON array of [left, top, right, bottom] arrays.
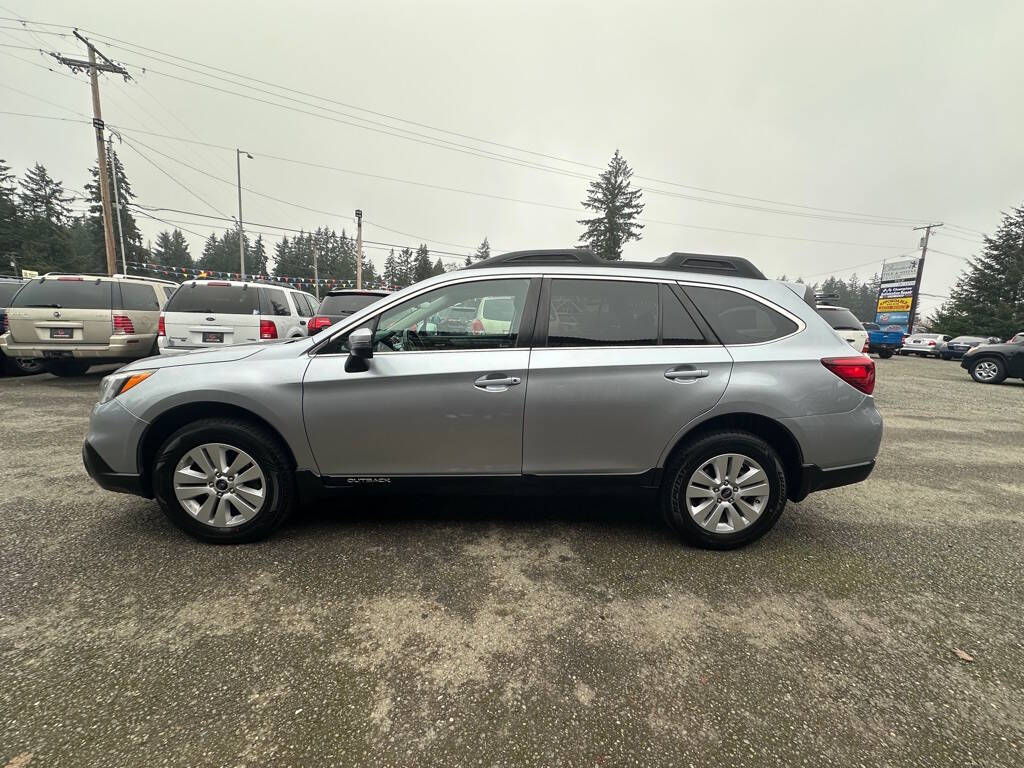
[[158, 280, 320, 355]]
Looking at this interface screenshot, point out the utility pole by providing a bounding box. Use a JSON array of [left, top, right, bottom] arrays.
[[108, 135, 129, 275], [908, 223, 942, 334], [236, 149, 252, 280], [51, 33, 130, 276], [312, 246, 320, 299], [355, 209, 363, 289]]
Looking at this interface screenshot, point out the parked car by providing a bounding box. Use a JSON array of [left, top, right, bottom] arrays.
[[815, 304, 868, 353], [0, 273, 177, 376], [900, 333, 951, 357], [83, 248, 882, 549], [960, 334, 1024, 384], [158, 280, 321, 355], [0, 276, 43, 376], [862, 321, 903, 359], [940, 336, 990, 360], [306, 289, 390, 333]]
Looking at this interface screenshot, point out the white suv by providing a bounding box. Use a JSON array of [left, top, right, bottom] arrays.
[[158, 279, 320, 355]]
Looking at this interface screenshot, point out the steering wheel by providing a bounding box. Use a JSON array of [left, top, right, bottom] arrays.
[[401, 328, 424, 351]]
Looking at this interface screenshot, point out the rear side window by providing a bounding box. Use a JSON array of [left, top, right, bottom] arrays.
[[164, 283, 259, 315], [547, 279, 658, 347], [10, 278, 111, 310], [120, 282, 160, 311], [661, 284, 706, 345], [261, 288, 292, 316], [304, 293, 320, 313], [293, 292, 313, 317], [817, 307, 863, 331], [685, 286, 798, 344]]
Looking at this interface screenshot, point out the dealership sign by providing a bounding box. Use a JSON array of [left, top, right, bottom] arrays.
[[874, 257, 921, 334]]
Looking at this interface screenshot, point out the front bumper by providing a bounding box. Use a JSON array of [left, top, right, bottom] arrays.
[[83, 441, 150, 497]]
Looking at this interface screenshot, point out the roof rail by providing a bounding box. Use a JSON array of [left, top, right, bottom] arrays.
[[465, 248, 766, 279], [41, 271, 109, 279], [112, 273, 178, 285]]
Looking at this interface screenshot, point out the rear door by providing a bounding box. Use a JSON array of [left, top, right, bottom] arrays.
[[523, 278, 732, 476], [162, 282, 261, 348], [6, 277, 113, 346]]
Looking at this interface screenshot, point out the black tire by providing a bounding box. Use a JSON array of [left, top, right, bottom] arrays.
[[152, 417, 296, 543], [968, 356, 1006, 385], [878, 350, 893, 359], [43, 360, 91, 377], [2, 353, 43, 376], [660, 430, 788, 550], [941, 354, 952, 361]]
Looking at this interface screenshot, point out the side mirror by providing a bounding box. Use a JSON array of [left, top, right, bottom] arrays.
[[345, 327, 373, 372]]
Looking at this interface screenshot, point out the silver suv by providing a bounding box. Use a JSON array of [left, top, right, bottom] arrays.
[[83, 249, 882, 548]]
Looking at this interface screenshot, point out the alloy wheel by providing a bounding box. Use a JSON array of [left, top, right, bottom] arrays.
[[973, 360, 998, 381], [15, 358, 43, 374], [173, 443, 266, 527], [684, 453, 770, 534]]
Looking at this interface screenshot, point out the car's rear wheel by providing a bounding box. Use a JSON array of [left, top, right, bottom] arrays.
[[43, 360, 91, 377], [878, 350, 893, 359], [2, 354, 43, 376], [661, 431, 787, 550], [969, 357, 1006, 384], [153, 418, 296, 543]]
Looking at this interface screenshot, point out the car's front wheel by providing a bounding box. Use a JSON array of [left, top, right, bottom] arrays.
[[661, 431, 788, 550], [153, 418, 296, 543], [969, 357, 1006, 385]]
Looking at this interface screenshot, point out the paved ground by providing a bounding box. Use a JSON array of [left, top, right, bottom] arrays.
[[1, 355, 1022, 767]]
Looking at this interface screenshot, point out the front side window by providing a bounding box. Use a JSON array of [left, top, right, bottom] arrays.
[[373, 278, 530, 352], [120, 282, 160, 311], [292, 292, 313, 317], [685, 285, 798, 344], [547, 279, 658, 347]]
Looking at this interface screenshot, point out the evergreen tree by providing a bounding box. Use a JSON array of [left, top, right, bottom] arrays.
[[16, 163, 74, 273], [0, 159, 20, 270], [412, 243, 432, 284], [383, 248, 400, 289], [930, 206, 1024, 338], [396, 247, 414, 287], [249, 234, 268, 277], [577, 149, 644, 260], [472, 236, 491, 262], [85, 149, 145, 272], [432, 257, 446, 276], [153, 229, 193, 269]]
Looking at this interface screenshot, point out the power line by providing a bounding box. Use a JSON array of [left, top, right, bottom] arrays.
[[118, 135, 230, 219]]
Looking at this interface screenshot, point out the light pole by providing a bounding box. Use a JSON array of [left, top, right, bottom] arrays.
[[236, 149, 252, 279]]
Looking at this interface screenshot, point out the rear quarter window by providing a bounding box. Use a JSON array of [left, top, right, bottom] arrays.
[[260, 288, 292, 316], [120, 282, 161, 311], [10, 278, 112, 310], [0, 282, 22, 305], [164, 284, 260, 314], [685, 286, 798, 344]]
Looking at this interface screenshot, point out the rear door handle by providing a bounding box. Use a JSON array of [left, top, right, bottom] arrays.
[[665, 367, 709, 381], [474, 374, 521, 390]]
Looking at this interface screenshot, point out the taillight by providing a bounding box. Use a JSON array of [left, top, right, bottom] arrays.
[[307, 316, 332, 333], [861, 338, 870, 353], [112, 314, 135, 335], [260, 319, 278, 339], [822, 356, 875, 395], [928, 340, 936, 346], [471, 318, 484, 335], [158, 315, 165, 337]]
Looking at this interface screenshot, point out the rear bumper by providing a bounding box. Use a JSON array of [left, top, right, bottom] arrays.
[[868, 342, 901, 351], [83, 441, 150, 497], [0, 334, 154, 360], [794, 460, 875, 501]]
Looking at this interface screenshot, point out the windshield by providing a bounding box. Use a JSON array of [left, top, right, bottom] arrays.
[[10, 278, 111, 309], [951, 336, 985, 343], [817, 307, 863, 331], [318, 293, 384, 316], [164, 283, 259, 314]]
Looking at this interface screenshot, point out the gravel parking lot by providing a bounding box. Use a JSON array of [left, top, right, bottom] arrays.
[[1, 356, 1022, 767]]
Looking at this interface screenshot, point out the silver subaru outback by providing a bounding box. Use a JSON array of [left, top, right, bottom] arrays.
[[83, 249, 882, 549]]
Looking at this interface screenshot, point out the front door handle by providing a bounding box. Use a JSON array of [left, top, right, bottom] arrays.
[[474, 373, 522, 391], [665, 367, 709, 382]]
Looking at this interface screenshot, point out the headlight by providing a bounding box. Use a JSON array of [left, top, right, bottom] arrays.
[[963, 346, 979, 357], [98, 369, 156, 404]]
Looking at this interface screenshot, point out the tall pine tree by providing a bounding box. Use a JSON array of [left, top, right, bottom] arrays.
[[412, 243, 432, 284], [85, 148, 145, 272], [930, 206, 1024, 338], [472, 236, 491, 263], [17, 163, 74, 273], [0, 159, 20, 270], [153, 229, 193, 270], [578, 150, 644, 260]]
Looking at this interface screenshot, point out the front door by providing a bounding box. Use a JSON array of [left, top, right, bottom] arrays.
[[523, 278, 732, 476], [302, 276, 538, 477]]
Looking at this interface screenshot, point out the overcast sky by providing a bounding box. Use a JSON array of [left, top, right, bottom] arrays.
[[2, 0, 1022, 316]]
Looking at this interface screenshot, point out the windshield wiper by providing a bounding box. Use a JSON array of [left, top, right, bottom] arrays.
[[26, 303, 61, 308]]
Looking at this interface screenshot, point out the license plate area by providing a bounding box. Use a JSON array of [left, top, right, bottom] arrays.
[[50, 328, 74, 339], [202, 332, 224, 343]]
